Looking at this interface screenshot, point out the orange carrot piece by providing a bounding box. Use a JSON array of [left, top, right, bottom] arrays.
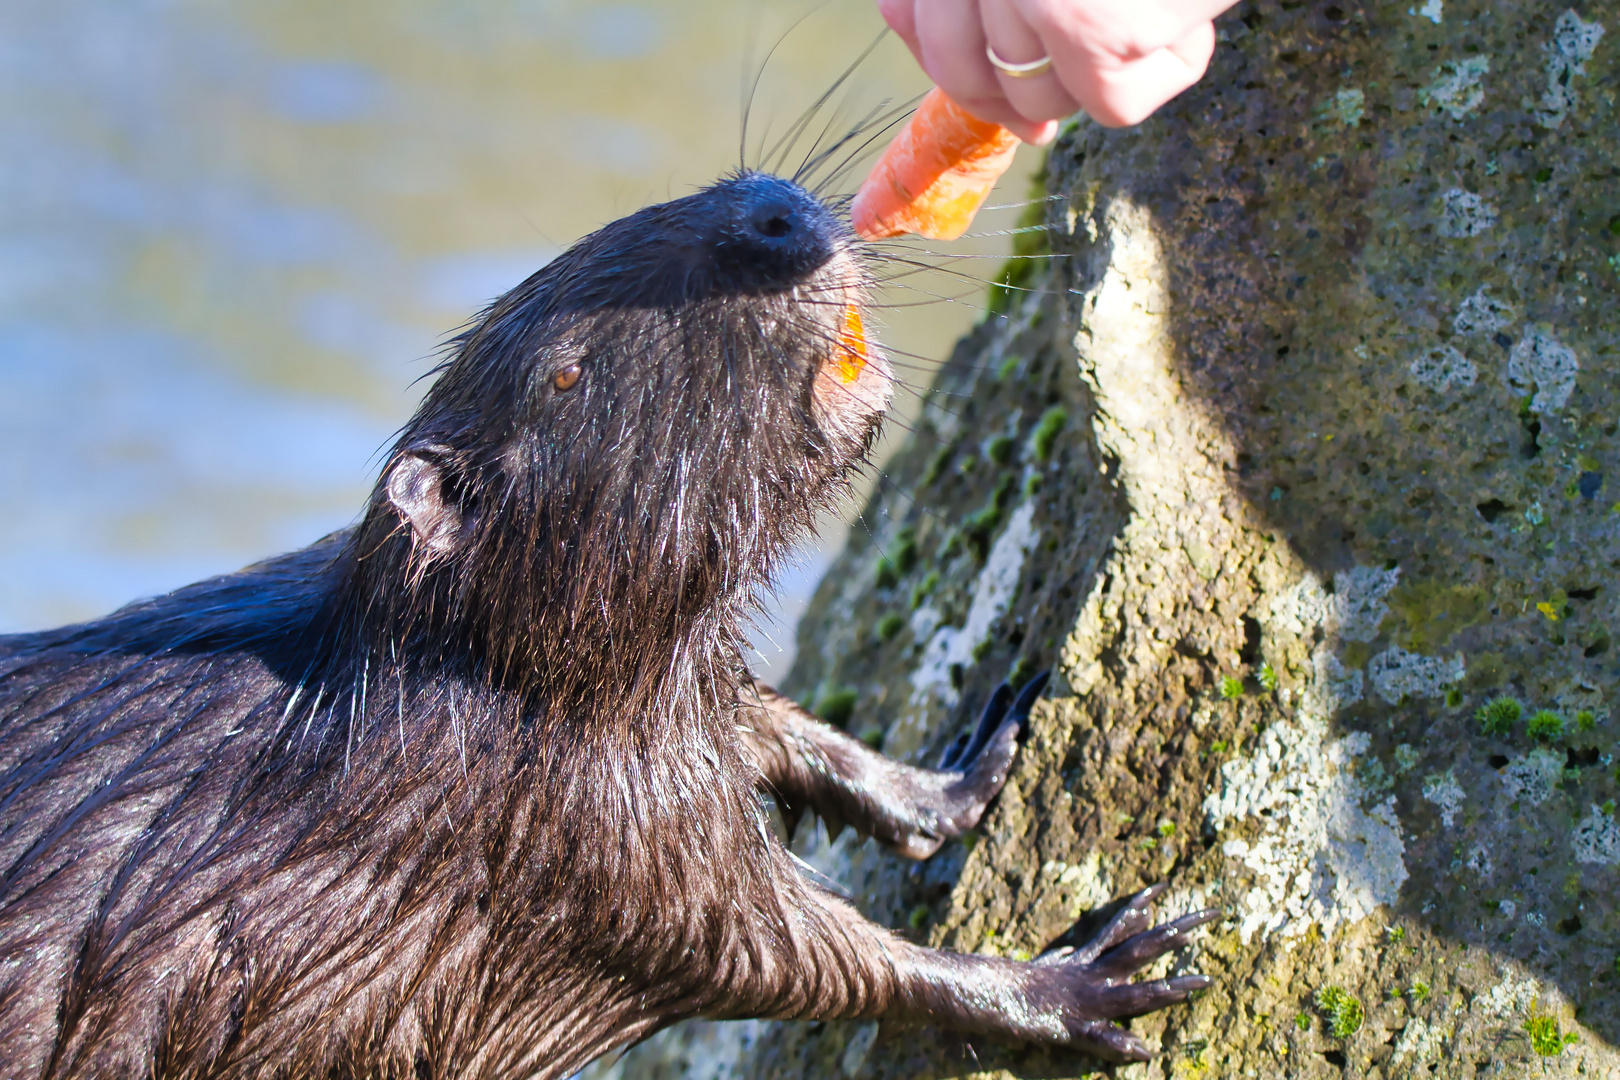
[[833, 303, 867, 384], [851, 87, 1020, 241]]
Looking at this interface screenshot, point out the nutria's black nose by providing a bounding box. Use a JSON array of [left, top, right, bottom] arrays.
[[711, 173, 839, 292], [752, 205, 795, 239]]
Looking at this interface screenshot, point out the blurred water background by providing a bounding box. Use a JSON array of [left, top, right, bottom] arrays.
[[0, 0, 1040, 680]]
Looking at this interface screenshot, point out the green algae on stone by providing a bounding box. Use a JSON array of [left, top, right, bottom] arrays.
[[1477, 696, 1523, 736], [1528, 708, 1566, 742], [1030, 405, 1068, 463], [1526, 1013, 1579, 1057], [812, 686, 857, 728], [873, 526, 918, 588], [1314, 985, 1364, 1040], [908, 570, 939, 609]]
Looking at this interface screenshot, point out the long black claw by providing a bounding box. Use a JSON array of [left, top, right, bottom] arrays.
[[940, 670, 1050, 771], [1072, 882, 1167, 964], [1102, 976, 1211, 1020], [940, 681, 1013, 770], [1074, 1020, 1154, 1062], [1006, 670, 1050, 738], [1093, 908, 1220, 976]]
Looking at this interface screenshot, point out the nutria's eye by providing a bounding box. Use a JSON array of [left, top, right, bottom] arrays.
[[553, 364, 582, 392]]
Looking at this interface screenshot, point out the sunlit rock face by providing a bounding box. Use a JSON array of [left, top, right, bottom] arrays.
[[602, 3, 1620, 1077]]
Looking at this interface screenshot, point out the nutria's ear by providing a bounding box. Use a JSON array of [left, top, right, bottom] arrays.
[[386, 452, 466, 556]]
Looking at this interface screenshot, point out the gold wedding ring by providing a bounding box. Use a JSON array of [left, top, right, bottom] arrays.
[[985, 43, 1052, 78]]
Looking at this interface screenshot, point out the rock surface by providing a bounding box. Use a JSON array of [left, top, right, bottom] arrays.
[[596, 2, 1619, 1075]]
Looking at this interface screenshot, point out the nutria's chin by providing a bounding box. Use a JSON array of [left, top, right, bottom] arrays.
[[0, 168, 1209, 1080]]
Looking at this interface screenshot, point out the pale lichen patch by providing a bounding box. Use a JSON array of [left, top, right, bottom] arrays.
[[1268, 565, 1399, 643], [1422, 768, 1465, 827], [1437, 188, 1497, 238], [1409, 0, 1442, 25], [907, 602, 941, 643], [1391, 1016, 1452, 1067], [1452, 285, 1515, 337], [1572, 804, 1620, 865], [908, 501, 1039, 711], [1506, 323, 1578, 413], [1316, 86, 1366, 128], [1420, 55, 1488, 119], [1499, 748, 1563, 808], [839, 1022, 878, 1077], [1204, 717, 1408, 943], [1535, 9, 1605, 129], [1302, 649, 1365, 718], [1476, 973, 1539, 1018], [1367, 646, 1465, 704], [1041, 851, 1114, 918], [1409, 343, 1477, 393]]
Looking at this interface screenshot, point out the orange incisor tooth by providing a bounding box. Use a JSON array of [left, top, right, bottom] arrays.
[[834, 304, 867, 384]]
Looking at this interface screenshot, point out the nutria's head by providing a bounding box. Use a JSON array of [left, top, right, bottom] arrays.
[[346, 171, 890, 690]]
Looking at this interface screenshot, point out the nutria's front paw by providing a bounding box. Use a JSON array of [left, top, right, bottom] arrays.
[[890, 672, 1048, 859], [1028, 884, 1218, 1061]]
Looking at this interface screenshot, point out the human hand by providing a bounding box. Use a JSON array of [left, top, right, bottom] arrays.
[[877, 0, 1239, 142]]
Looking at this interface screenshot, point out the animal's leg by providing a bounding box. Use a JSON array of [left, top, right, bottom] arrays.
[[740, 866, 1215, 1062], [736, 674, 1046, 859]]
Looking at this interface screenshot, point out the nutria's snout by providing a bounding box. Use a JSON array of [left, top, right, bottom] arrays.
[[704, 172, 841, 292], [701, 173, 892, 438]]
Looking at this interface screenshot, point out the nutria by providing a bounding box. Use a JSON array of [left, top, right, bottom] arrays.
[[0, 170, 1213, 1079]]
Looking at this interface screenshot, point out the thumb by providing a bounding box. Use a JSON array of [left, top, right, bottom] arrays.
[[876, 0, 924, 63]]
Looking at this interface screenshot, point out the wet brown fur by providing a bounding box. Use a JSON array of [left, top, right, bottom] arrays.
[[0, 171, 1212, 1080]]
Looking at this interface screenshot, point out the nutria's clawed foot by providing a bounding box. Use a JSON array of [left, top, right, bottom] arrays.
[[887, 672, 1049, 860], [1030, 883, 1219, 1061]]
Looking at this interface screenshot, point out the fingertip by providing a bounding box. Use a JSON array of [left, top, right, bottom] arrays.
[[1168, 20, 1218, 73], [1086, 97, 1160, 129], [1027, 119, 1060, 146], [1001, 115, 1055, 143], [875, 0, 917, 44]]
